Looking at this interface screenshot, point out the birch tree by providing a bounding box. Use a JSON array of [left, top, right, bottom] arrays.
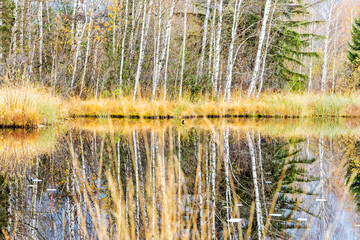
[[197, 0, 211, 83], [179, 0, 188, 99], [320, 0, 336, 93], [223, 0, 243, 102], [212, 0, 224, 97], [133, 0, 154, 100], [247, 132, 264, 240], [70, 0, 86, 91], [119, 0, 129, 93], [38, 0, 43, 82], [247, 0, 273, 97], [257, 0, 278, 98]]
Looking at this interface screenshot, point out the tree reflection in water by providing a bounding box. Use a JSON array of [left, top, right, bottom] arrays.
[[1, 120, 360, 239]]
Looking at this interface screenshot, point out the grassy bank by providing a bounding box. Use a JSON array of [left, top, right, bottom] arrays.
[[0, 85, 66, 127], [66, 93, 360, 118], [3, 89, 360, 128]]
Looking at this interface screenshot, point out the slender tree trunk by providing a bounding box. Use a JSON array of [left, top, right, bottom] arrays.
[[179, 0, 188, 99], [10, 0, 19, 66], [247, 0, 273, 97], [197, 0, 211, 83], [70, 0, 87, 92], [152, 0, 163, 99], [133, 0, 154, 100], [321, 2, 333, 93], [247, 132, 263, 240], [212, 0, 224, 97], [119, 0, 129, 93], [224, 0, 243, 102], [163, 0, 175, 100], [211, 130, 217, 240], [80, 2, 95, 98], [308, 15, 315, 93], [332, 16, 338, 93], [257, 0, 278, 98], [38, 0, 43, 83], [223, 127, 231, 238]]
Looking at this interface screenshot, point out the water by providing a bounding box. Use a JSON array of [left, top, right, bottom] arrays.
[[1, 118, 360, 239]]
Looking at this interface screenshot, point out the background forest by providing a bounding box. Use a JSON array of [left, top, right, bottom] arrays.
[[0, 0, 359, 101]]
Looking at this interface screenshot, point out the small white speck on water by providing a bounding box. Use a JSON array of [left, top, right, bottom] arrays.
[[270, 213, 282, 217], [227, 218, 242, 223]]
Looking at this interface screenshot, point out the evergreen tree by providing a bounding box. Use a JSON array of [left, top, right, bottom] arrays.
[[348, 17, 360, 68], [268, 0, 321, 90]]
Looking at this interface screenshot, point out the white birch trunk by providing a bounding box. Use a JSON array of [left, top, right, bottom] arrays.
[[80, 2, 95, 98], [212, 0, 224, 96], [10, 0, 18, 65], [257, 0, 278, 98], [70, 0, 87, 91], [332, 16, 338, 93], [308, 16, 315, 93], [152, 0, 163, 99], [133, 130, 140, 239], [179, 0, 188, 99], [163, 0, 176, 100], [247, 0, 273, 97], [224, 0, 243, 102], [133, 0, 154, 100], [38, 1, 43, 82], [247, 132, 263, 240], [119, 0, 129, 92], [197, 0, 211, 83], [223, 127, 231, 238], [211, 130, 217, 240], [320, 2, 333, 93], [208, 7, 216, 78], [156, 0, 175, 100]]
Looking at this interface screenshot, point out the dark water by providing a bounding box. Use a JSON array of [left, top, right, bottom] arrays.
[[1, 119, 360, 239]]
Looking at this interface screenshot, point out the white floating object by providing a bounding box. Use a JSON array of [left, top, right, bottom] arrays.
[[297, 218, 308, 221], [265, 181, 272, 184], [38, 125, 45, 128], [355, 224, 360, 227], [227, 218, 242, 223], [236, 203, 243, 207], [47, 189, 57, 192], [32, 179, 42, 182], [316, 199, 327, 202], [270, 213, 282, 217], [28, 185, 36, 187]]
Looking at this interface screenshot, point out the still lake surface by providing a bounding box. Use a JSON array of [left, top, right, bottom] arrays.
[[1, 118, 360, 239]]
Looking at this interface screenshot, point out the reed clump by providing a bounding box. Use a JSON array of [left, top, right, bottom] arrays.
[[66, 93, 360, 118], [0, 84, 66, 127]]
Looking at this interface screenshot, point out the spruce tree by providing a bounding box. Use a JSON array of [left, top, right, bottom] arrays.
[[348, 17, 360, 68], [267, 0, 321, 90]]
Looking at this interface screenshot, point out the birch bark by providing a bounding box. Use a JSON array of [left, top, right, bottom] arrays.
[[247, 0, 273, 97], [212, 0, 224, 96], [224, 0, 243, 102], [179, 0, 188, 99], [133, 0, 154, 100]]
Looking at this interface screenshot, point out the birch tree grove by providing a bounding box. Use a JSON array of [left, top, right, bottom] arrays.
[[0, 0, 347, 99]]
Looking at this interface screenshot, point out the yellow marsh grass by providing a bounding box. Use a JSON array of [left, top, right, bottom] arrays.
[[0, 128, 58, 172], [66, 93, 360, 118], [0, 85, 66, 127], [66, 117, 360, 138]]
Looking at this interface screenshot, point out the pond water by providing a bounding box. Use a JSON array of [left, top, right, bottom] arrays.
[[1, 118, 360, 239]]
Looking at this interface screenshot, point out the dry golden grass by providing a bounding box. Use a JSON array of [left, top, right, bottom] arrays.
[[0, 84, 66, 127], [66, 93, 360, 118]]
